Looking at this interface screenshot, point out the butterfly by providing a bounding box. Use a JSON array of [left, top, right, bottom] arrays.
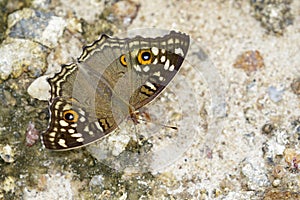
[[41, 31, 190, 150]]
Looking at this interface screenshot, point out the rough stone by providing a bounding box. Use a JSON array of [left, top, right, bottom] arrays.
[[0, 38, 48, 81], [7, 8, 66, 48]]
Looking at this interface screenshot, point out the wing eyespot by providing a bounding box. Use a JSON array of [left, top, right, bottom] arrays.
[[137, 49, 153, 65], [120, 54, 127, 66], [63, 110, 79, 123]]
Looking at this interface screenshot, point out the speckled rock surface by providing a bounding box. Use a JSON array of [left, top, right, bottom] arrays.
[[0, 38, 47, 81], [7, 8, 66, 48], [0, 0, 299, 199]]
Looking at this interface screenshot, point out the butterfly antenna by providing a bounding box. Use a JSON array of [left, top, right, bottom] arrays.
[[135, 117, 178, 130]]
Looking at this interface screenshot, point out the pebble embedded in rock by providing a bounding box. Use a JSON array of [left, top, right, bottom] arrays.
[[233, 50, 265, 74], [0, 144, 15, 163]]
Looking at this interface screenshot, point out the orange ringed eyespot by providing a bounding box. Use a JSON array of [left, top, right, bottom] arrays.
[[63, 110, 79, 123], [137, 49, 153, 65], [120, 54, 127, 66]]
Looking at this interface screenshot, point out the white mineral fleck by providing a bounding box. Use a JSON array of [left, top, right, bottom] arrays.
[[0, 144, 15, 163]]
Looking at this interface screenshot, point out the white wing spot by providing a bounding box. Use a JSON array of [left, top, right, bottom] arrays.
[[95, 122, 103, 132], [76, 138, 84, 142], [164, 59, 170, 70], [175, 48, 184, 56], [55, 104, 60, 109], [159, 76, 165, 81], [71, 133, 83, 138], [63, 104, 72, 110], [68, 129, 75, 134], [143, 65, 150, 72], [49, 132, 56, 137], [146, 81, 156, 90], [169, 64, 175, 71], [59, 120, 69, 127], [160, 56, 166, 63], [79, 117, 86, 122], [58, 139, 68, 148], [84, 126, 90, 132], [151, 47, 159, 56], [71, 123, 77, 128], [153, 58, 158, 64], [88, 131, 94, 136], [168, 38, 174, 44], [78, 109, 85, 116], [153, 71, 161, 76], [134, 65, 142, 72], [49, 138, 55, 142]]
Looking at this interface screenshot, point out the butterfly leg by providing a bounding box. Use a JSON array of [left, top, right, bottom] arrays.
[[129, 107, 151, 125]]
